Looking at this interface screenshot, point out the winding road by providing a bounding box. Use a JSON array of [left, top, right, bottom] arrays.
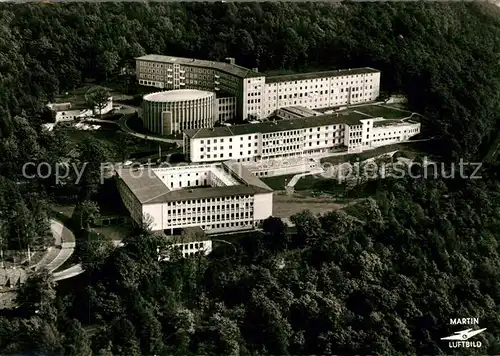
[[30, 220, 76, 274], [82, 108, 183, 146]]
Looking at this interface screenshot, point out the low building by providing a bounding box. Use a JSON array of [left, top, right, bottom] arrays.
[[142, 90, 217, 135], [157, 226, 213, 260], [47, 97, 113, 122], [116, 161, 273, 234]]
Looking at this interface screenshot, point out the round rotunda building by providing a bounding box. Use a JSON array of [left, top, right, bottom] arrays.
[[142, 89, 216, 135]]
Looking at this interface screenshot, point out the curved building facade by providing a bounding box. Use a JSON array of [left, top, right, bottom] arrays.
[[142, 90, 216, 135]]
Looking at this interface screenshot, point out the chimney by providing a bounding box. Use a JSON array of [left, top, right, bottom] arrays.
[[225, 57, 235, 65], [252, 67, 258, 72]]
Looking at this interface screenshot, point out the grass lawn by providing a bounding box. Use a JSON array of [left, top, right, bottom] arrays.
[[294, 175, 346, 195], [353, 104, 411, 119], [57, 124, 178, 161], [260, 173, 296, 190]]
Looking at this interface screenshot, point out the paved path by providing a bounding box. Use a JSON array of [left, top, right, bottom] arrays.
[[43, 220, 76, 273], [82, 113, 183, 146], [52, 239, 123, 281], [52, 264, 83, 282]]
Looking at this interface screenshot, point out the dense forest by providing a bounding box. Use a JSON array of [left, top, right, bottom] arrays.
[[0, 2, 499, 355], [1, 174, 499, 355]]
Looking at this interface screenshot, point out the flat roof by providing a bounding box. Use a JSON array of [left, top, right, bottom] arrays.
[[116, 168, 171, 204], [143, 89, 214, 102], [265, 67, 380, 84], [136, 54, 262, 79], [116, 161, 272, 205], [373, 119, 420, 128], [280, 106, 321, 117], [185, 111, 368, 139]]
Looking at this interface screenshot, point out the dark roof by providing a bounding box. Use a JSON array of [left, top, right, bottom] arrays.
[[222, 161, 272, 191], [184, 111, 368, 139], [265, 67, 380, 84], [116, 168, 170, 204], [136, 54, 262, 79], [116, 161, 273, 205]]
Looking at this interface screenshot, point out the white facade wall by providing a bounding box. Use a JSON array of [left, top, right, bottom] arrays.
[[173, 239, 213, 257], [253, 193, 273, 220], [55, 110, 82, 122], [186, 119, 421, 163], [262, 72, 380, 117], [242, 76, 266, 119], [370, 122, 421, 148], [190, 133, 262, 163], [344, 123, 365, 153], [141, 193, 267, 233], [153, 165, 238, 190]]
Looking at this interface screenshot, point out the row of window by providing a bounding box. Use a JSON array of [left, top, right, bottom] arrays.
[[177, 242, 205, 250], [167, 213, 252, 223], [165, 196, 253, 206], [200, 136, 259, 145], [200, 150, 258, 160], [168, 202, 253, 214]]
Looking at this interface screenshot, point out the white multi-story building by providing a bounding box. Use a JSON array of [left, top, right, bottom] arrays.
[[116, 161, 273, 234], [136, 54, 380, 121], [183, 107, 421, 166], [261, 69, 380, 117]]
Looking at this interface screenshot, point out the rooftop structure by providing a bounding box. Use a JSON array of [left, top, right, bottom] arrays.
[[136, 54, 261, 79], [183, 103, 422, 167], [116, 161, 273, 234], [265, 67, 380, 83], [275, 105, 322, 120], [143, 89, 214, 102], [184, 111, 368, 139]]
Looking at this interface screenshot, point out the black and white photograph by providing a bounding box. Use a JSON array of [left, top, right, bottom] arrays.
[[0, 1, 498, 355]]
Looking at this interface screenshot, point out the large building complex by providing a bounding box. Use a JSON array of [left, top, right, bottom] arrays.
[[142, 90, 217, 135], [183, 105, 421, 174], [116, 161, 273, 234], [135, 54, 380, 122]]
